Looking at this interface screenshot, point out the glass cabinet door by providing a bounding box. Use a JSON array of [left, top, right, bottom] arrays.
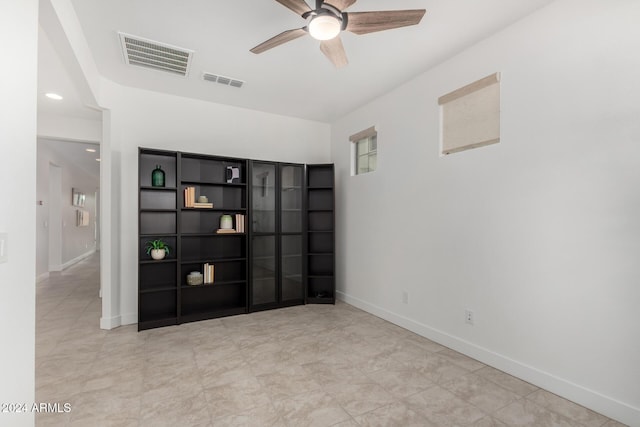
[[251, 162, 276, 306], [280, 164, 304, 303], [252, 163, 276, 233], [250, 162, 305, 308], [280, 165, 303, 233], [281, 235, 303, 302], [251, 235, 277, 305]]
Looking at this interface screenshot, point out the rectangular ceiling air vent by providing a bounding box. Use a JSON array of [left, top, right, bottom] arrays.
[[118, 32, 194, 77], [203, 72, 244, 89]]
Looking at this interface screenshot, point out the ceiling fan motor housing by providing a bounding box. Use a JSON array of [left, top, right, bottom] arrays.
[[304, 3, 345, 40], [304, 2, 347, 25]]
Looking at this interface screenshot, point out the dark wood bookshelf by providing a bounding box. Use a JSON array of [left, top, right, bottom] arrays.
[[139, 147, 335, 330], [138, 148, 249, 331], [306, 164, 335, 304]]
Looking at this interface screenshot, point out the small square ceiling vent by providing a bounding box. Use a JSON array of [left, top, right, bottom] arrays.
[[203, 72, 244, 88], [118, 32, 194, 77]]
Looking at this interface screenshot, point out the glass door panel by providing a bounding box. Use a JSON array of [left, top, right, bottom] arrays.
[[252, 235, 277, 305], [281, 235, 303, 302], [280, 165, 303, 233], [252, 163, 276, 233]]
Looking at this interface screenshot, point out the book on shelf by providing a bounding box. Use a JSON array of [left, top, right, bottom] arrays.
[[203, 263, 215, 284], [192, 202, 213, 208], [235, 213, 245, 233], [216, 228, 237, 234], [183, 186, 196, 208]]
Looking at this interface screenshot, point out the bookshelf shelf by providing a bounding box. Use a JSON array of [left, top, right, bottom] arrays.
[[181, 181, 246, 188], [181, 280, 246, 290], [181, 232, 245, 237], [180, 257, 246, 264], [181, 208, 247, 211], [139, 259, 177, 265], [140, 186, 177, 191], [140, 209, 178, 213], [140, 286, 177, 294]]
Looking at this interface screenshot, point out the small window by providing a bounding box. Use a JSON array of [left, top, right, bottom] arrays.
[[350, 126, 377, 175]]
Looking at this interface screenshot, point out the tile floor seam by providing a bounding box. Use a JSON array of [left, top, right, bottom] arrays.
[[442, 371, 523, 414], [523, 392, 602, 427], [495, 397, 590, 427]]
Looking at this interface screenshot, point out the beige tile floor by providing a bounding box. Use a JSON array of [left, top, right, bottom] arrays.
[[35, 254, 626, 427]]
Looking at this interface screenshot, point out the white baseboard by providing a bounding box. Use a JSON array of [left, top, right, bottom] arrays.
[[101, 313, 136, 330], [61, 249, 96, 270], [120, 312, 138, 326], [100, 315, 121, 330], [36, 272, 50, 283], [337, 290, 639, 427]]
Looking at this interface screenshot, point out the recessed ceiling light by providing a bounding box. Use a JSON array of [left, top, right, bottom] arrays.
[[86, 148, 96, 153], [45, 93, 63, 100]]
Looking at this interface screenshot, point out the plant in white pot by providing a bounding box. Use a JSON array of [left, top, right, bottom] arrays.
[[145, 239, 171, 260]]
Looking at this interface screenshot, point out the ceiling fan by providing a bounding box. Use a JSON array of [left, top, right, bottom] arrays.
[[250, 0, 426, 68]]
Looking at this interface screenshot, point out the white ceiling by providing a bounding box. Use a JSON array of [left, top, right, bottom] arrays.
[[44, 0, 556, 123], [38, 25, 101, 121], [37, 20, 101, 181]]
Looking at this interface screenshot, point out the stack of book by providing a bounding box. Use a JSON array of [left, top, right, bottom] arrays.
[[184, 187, 195, 207], [193, 202, 213, 208], [203, 263, 215, 284], [235, 213, 245, 233]]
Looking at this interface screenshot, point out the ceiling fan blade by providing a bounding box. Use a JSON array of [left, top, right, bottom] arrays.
[[275, 0, 312, 16], [320, 36, 348, 68], [346, 9, 426, 35], [325, 0, 357, 11], [250, 28, 307, 54]]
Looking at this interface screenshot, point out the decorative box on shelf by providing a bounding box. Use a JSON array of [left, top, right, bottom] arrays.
[[187, 271, 203, 286]]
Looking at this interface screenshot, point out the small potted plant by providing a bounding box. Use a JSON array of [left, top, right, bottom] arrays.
[[145, 239, 171, 260]]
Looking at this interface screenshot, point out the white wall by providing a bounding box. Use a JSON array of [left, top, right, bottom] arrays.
[[0, 0, 37, 425], [36, 139, 99, 277], [38, 113, 101, 142], [99, 80, 331, 327], [330, 0, 640, 425]]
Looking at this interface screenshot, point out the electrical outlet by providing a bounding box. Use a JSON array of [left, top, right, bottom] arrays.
[[465, 309, 474, 325], [402, 291, 409, 304], [0, 233, 7, 264]]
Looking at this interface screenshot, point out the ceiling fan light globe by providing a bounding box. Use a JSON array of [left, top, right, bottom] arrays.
[[308, 15, 341, 40]]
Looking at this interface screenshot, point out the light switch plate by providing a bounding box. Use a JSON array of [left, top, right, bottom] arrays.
[[0, 233, 7, 263]]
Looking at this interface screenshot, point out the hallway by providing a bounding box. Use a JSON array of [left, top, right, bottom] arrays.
[[35, 253, 128, 426]]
